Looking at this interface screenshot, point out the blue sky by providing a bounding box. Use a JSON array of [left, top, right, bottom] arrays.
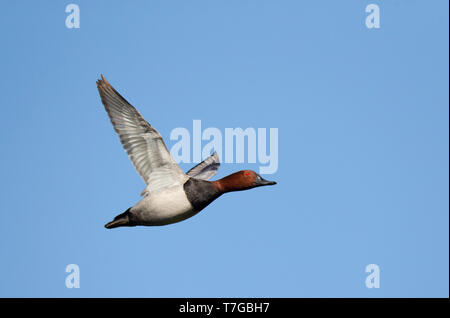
[[0, 1, 448, 297]]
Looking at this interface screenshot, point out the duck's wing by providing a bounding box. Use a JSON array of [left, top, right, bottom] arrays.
[[186, 151, 220, 180], [97, 75, 185, 193]]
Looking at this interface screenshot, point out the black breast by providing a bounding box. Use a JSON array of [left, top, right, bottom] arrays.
[[183, 178, 222, 212]]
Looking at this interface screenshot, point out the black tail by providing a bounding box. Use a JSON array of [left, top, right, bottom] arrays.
[[105, 208, 132, 229]]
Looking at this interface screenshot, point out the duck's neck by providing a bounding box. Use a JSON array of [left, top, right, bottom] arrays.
[[212, 171, 252, 193]]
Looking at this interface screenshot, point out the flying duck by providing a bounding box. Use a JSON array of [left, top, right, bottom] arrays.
[[96, 75, 276, 228]]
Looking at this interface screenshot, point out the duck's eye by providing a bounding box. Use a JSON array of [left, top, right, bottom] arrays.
[[244, 172, 250, 176]]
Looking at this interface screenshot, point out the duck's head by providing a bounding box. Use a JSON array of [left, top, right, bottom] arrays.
[[214, 170, 276, 193]]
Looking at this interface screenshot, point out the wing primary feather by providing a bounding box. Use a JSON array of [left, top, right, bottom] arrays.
[[96, 74, 185, 192]]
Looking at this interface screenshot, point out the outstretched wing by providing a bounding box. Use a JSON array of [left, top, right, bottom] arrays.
[[97, 75, 185, 193], [186, 151, 220, 180]]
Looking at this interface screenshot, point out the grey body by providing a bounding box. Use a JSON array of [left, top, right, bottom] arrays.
[[120, 177, 222, 227]]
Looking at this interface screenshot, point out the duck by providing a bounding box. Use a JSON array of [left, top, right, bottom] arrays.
[[96, 75, 276, 228]]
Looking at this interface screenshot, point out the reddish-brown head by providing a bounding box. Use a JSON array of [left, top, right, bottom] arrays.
[[213, 170, 277, 193]]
